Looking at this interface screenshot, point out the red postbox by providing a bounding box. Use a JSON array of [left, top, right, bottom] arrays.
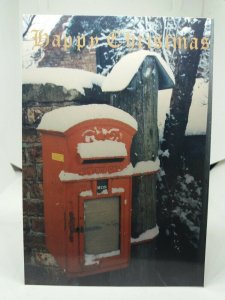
[[38, 104, 138, 276]]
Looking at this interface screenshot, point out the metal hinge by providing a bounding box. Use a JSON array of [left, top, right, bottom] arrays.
[[69, 211, 84, 242]]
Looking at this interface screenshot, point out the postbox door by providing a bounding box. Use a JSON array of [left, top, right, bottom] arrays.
[[79, 195, 127, 269]]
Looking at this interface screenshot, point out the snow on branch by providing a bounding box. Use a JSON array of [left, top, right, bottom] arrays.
[[131, 225, 159, 244]]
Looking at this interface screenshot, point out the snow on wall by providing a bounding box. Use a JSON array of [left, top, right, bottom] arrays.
[[101, 50, 175, 92], [158, 88, 172, 140], [185, 79, 208, 136], [158, 78, 208, 139], [77, 140, 127, 159], [22, 67, 105, 95], [131, 225, 159, 244], [37, 104, 138, 132], [59, 158, 159, 182]]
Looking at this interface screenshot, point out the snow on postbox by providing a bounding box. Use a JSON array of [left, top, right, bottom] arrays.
[[37, 104, 137, 276]]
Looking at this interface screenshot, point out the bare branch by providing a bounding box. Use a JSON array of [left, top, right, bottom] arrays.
[[23, 15, 36, 38]]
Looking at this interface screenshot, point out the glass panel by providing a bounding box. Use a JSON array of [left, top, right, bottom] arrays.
[[84, 197, 120, 256]]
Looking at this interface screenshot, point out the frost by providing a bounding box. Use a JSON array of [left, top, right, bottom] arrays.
[[184, 174, 194, 184], [80, 190, 93, 197], [158, 79, 208, 139], [59, 158, 159, 182], [133, 158, 160, 175], [23, 15, 62, 69], [37, 104, 138, 132], [84, 250, 120, 266], [77, 141, 127, 159], [185, 78, 208, 136], [131, 225, 159, 243], [23, 67, 105, 95], [59, 163, 134, 181], [112, 187, 125, 193], [158, 170, 203, 249], [159, 149, 170, 158], [178, 26, 193, 36], [102, 50, 175, 92], [97, 189, 108, 195], [159, 169, 165, 177], [143, 67, 151, 78]]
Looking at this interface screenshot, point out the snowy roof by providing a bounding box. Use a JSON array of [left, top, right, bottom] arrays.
[[102, 50, 175, 92], [77, 141, 127, 159], [37, 104, 138, 132], [22, 67, 105, 95]]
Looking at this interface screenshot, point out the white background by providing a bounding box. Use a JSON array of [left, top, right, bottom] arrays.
[[0, 0, 225, 299]]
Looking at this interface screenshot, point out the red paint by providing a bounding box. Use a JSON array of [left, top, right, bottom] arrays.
[[39, 117, 136, 276]]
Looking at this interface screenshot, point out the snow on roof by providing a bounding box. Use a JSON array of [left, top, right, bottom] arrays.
[[22, 67, 105, 95], [37, 104, 138, 132], [101, 50, 175, 92], [77, 141, 127, 159]]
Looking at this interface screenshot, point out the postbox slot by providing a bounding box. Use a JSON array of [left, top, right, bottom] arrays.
[[82, 157, 124, 164], [84, 197, 120, 257]]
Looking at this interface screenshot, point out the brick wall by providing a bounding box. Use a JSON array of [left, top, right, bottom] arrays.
[[22, 81, 109, 284], [22, 83, 83, 284], [39, 47, 97, 72], [38, 16, 96, 72], [23, 16, 105, 280]]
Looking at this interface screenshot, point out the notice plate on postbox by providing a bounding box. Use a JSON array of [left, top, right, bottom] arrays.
[[97, 179, 108, 194]]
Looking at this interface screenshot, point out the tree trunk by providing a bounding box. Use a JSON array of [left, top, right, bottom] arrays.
[[111, 56, 159, 237], [162, 19, 206, 182]]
